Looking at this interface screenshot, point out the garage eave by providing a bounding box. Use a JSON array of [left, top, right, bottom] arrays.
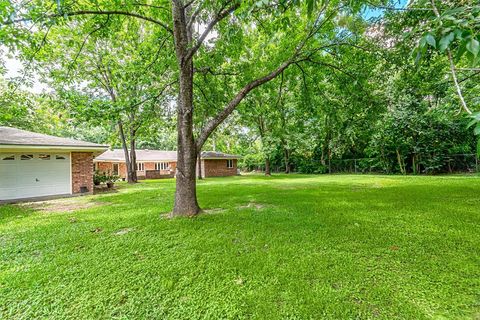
[[0, 145, 108, 155]]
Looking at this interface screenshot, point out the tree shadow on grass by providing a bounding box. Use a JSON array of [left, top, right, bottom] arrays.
[[0, 204, 35, 222]]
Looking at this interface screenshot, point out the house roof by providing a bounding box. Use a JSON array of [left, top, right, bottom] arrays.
[[95, 149, 241, 162], [200, 151, 241, 159], [96, 149, 178, 162], [0, 126, 108, 150]]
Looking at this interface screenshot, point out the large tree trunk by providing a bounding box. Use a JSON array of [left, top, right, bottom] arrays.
[[169, 0, 297, 216], [118, 120, 134, 183], [171, 1, 200, 216], [129, 130, 138, 183], [284, 147, 290, 174], [265, 158, 271, 176], [197, 151, 203, 180], [396, 149, 405, 175], [128, 111, 138, 183]]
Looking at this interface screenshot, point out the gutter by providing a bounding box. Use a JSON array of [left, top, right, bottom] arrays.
[[0, 144, 108, 152]]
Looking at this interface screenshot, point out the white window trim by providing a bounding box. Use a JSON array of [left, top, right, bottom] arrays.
[[136, 162, 145, 171], [69, 152, 73, 195], [155, 162, 169, 170], [227, 159, 234, 168]]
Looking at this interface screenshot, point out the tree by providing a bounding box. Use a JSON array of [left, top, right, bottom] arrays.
[[2, 0, 381, 215], [35, 16, 175, 183], [408, 0, 480, 132]]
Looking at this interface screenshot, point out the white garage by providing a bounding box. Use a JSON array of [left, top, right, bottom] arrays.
[[0, 153, 71, 200], [0, 127, 107, 202]]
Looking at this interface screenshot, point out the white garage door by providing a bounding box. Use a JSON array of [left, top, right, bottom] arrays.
[[0, 153, 71, 200]]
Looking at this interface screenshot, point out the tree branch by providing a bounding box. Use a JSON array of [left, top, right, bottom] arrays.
[[430, 0, 472, 115], [193, 66, 239, 76], [8, 10, 173, 34], [196, 59, 295, 150], [194, 2, 335, 150], [130, 79, 177, 109], [131, 2, 170, 11], [67, 15, 111, 77], [185, 2, 240, 62], [187, 0, 205, 29]]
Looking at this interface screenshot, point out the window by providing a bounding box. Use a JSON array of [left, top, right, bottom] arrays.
[[2, 155, 14, 160], [56, 155, 66, 160], [155, 162, 169, 170], [136, 163, 145, 171], [113, 163, 119, 175], [227, 159, 234, 168], [94, 162, 99, 171], [39, 154, 50, 160], [21, 154, 33, 160]]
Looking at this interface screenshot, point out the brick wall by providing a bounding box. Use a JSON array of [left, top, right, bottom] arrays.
[[119, 163, 127, 178], [145, 170, 175, 179], [96, 161, 176, 180], [203, 159, 237, 177], [96, 162, 112, 173], [95, 162, 127, 179], [72, 152, 94, 194], [142, 161, 176, 179]]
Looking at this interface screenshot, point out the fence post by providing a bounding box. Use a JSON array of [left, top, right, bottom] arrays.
[[354, 159, 357, 174]]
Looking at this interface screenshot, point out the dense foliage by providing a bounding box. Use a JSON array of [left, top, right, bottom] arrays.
[[0, 0, 478, 176]]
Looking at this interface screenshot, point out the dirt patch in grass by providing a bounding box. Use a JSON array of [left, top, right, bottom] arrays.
[[238, 202, 266, 210], [18, 198, 103, 213], [203, 208, 227, 215], [114, 227, 134, 236]]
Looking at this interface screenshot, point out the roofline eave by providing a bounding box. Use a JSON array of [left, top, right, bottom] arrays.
[[0, 144, 108, 151]]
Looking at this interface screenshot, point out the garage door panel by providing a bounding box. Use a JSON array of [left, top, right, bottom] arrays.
[[0, 188, 18, 199], [0, 153, 71, 200], [0, 171, 18, 185]]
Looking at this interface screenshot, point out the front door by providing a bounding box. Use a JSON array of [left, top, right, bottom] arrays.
[[113, 163, 119, 175]]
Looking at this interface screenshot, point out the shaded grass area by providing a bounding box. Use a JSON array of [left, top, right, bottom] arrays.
[[0, 174, 479, 319]]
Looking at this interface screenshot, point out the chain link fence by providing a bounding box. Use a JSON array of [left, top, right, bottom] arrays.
[[327, 154, 479, 174]]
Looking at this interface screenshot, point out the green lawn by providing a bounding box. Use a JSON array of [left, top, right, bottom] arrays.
[[1, 174, 479, 319]]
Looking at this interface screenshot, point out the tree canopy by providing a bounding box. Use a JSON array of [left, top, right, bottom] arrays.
[[0, 0, 479, 214]]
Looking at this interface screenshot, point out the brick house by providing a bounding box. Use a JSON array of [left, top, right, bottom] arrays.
[[0, 126, 107, 202], [94, 149, 241, 179]]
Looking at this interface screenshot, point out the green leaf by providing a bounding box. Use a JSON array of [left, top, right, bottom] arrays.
[[306, 0, 316, 16], [467, 119, 477, 129], [455, 42, 467, 61], [453, 29, 463, 40], [424, 33, 436, 48], [466, 38, 479, 57], [474, 124, 480, 136], [414, 49, 422, 65], [439, 32, 454, 52], [419, 37, 427, 49]]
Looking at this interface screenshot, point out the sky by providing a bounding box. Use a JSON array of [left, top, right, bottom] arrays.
[[362, 0, 409, 20], [3, 51, 48, 94]]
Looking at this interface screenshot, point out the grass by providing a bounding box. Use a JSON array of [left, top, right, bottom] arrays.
[[1, 174, 479, 319]]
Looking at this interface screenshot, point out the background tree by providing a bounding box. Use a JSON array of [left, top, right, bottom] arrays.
[[37, 16, 175, 183]]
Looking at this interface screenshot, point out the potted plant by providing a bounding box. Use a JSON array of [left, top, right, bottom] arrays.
[[93, 171, 106, 186], [105, 173, 120, 188]]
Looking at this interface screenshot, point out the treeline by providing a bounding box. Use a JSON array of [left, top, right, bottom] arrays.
[[238, 0, 479, 175]]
